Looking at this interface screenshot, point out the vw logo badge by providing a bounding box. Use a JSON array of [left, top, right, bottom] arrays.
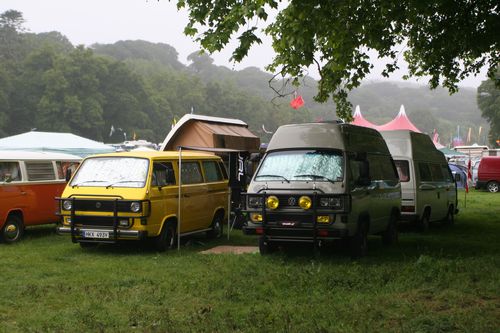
[[95, 202, 102, 209], [288, 197, 296, 206]]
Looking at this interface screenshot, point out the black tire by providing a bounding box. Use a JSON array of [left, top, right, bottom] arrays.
[[486, 181, 499, 193], [420, 211, 430, 233], [154, 221, 177, 252], [1, 215, 24, 243], [382, 214, 398, 245], [350, 221, 368, 258], [79, 242, 98, 249], [258, 236, 277, 255], [443, 206, 455, 226], [206, 214, 223, 239]]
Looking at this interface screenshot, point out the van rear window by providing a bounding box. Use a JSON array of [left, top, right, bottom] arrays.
[[394, 160, 410, 182], [26, 162, 56, 181]]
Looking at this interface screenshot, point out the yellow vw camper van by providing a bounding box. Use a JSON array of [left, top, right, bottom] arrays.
[[57, 151, 229, 250]]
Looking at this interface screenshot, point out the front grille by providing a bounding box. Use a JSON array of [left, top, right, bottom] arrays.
[[73, 216, 116, 227], [278, 195, 301, 208], [73, 200, 131, 212]]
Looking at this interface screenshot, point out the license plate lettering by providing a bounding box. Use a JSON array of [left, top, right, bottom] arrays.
[[83, 230, 109, 239]]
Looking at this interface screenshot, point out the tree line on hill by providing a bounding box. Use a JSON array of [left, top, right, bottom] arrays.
[[0, 10, 491, 146]]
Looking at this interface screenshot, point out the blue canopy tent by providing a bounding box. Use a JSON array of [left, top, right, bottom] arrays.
[[449, 163, 467, 189], [0, 131, 115, 157]]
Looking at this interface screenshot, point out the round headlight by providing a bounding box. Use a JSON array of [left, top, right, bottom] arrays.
[[266, 196, 279, 210], [130, 201, 141, 213], [299, 196, 312, 210], [63, 200, 72, 211]]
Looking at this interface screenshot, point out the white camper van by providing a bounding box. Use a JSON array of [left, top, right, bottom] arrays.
[[243, 122, 401, 257], [381, 130, 458, 230]]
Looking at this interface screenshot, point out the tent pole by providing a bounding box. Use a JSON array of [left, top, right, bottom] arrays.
[[228, 154, 231, 240], [177, 147, 182, 250], [227, 187, 231, 240]]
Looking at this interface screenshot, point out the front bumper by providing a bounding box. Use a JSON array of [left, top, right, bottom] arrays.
[[57, 226, 147, 242], [243, 223, 348, 242]]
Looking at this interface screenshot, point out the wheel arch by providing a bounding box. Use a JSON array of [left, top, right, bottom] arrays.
[[2, 209, 24, 228]]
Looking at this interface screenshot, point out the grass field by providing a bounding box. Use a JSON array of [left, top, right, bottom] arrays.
[[0, 190, 499, 332]]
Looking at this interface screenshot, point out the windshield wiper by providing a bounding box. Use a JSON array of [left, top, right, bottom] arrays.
[[294, 174, 336, 183], [255, 174, 290, 183], [72, 180, 108, 188], [106, 180, 144, 189]]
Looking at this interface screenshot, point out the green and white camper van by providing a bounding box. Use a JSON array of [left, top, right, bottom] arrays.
[[381, 130, 458, 231], [243, 122, 401, 257]]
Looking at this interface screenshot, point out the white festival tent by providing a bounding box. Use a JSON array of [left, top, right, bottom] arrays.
[[0, 131, 115, 157]]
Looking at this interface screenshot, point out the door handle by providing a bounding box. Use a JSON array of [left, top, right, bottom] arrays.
[[21, 191, 27, 195], [183, 194, 190, 198]]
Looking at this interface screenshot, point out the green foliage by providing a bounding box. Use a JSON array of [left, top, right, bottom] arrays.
[[178, 0, 500, 120], [0, 190, 498, 331], [477, 67, 500, 146], [0, 9, 489, 146]]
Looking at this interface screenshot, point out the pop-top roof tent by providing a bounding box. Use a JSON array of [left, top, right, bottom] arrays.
[[381, 130, 444, 161], [377, 105, 421, 133], [160, 114, 260, 153], [351, 105, 379, 130], [0, 131, 115, 157]]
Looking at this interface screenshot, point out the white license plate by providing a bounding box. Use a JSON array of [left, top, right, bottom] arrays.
[[83, 230, 109, 239]]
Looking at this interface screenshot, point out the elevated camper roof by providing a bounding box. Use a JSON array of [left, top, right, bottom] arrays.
[[160, 114, 260, 153], [267, 122, 390, 154], [381, 130, 445, 161]]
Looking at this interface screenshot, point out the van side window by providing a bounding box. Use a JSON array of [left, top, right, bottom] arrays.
[[441, 165, 453, 182], [0, 162, 21, 182], [56, 162, 79, 180], [367, 155, 383, 180], [180, 162, 203, 184], [218, 161, 228, 180], [429, 163, 444, 181], [152, 162, 175, 186], [203, 161, 223, 182], [418, 163, 432, 181], [394, 160, 410, 182], [25, 162, 56, 181], [349, 159, 362, 183]]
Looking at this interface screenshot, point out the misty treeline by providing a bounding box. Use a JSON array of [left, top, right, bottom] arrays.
[[0, 10, 487, 145]]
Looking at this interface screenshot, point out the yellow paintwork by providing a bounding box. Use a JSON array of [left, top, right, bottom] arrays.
[[60, 151, 229, 239]]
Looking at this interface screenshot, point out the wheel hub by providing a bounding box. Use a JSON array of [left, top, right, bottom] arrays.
[[5, 224, 18, 239]]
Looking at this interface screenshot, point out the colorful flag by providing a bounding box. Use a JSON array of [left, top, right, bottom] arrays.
[[290, 95, 304, 109]]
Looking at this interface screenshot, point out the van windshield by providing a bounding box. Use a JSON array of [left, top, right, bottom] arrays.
[[70, 157, 149, 188], [255, 150, 344, 183]]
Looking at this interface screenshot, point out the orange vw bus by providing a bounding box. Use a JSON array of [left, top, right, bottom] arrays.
[[0, 150, 81, 243]]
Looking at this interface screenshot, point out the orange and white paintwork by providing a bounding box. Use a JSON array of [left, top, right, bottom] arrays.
[[0, 151, 81, 239]]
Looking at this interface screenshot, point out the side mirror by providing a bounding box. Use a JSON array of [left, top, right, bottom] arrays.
[[65, 169, 72, 182]]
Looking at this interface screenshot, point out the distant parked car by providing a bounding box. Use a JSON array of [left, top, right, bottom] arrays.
[[475, 156, 500, 193]]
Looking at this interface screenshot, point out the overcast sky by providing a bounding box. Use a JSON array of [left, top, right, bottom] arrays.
[[0, 0, 487, 88]]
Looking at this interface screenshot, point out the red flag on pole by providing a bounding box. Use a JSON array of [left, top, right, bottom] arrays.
[[290, 95, 304, 109], [466, 159, 472, 193]]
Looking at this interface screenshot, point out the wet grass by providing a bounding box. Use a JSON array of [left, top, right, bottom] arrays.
[[0, 190, 498, 332]]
